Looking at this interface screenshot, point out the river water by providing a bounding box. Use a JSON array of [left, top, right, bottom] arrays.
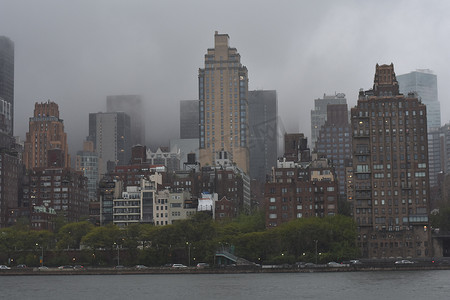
[[1, 270, 449, 299]]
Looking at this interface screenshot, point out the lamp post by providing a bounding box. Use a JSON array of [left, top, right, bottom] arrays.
[[314, 240, 318, 264], [114, 242, 120, 266], [186, 242, 191, 267], [36, 243, 43, 267]]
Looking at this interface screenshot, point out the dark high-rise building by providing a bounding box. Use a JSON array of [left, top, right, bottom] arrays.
[[315, 104, 352, 196], [0, 36, 14, 137], [0, 149, 19, 227], [198, 32, 249, 173], [0, 36, 19, 228], [88, 112, 131, 177], [248, 90, 278, 183], [284, 133, 310, 162], [310, 93, 347, 149], [351, 63, 431, 258], [180, 100, 199, 139], [107, 95, 145, 146]]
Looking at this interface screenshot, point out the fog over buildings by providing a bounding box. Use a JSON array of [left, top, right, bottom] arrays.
[[1, 0, 450, 156]]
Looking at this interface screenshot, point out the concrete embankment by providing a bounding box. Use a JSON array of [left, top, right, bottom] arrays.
[[1, 264, 450, 276]]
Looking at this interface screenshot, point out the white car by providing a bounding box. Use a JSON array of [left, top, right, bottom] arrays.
[[327, 261, 347, 267], [172, 264, 187, 268], [395, 259, 414, 264], [0, 265, 11, 270]]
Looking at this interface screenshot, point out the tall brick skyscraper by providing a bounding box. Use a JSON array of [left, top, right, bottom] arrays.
[[24, 101, 70, 169], [198, 32, 249, 173], [351, 64, 431, 258]]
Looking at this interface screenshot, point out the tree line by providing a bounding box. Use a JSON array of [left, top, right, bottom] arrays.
[[0, 213, 360, 267]]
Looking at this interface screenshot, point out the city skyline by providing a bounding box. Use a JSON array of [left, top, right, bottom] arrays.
[[1, 1, 449, 156]]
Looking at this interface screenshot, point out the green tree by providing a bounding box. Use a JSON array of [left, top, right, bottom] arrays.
[[57, 221, 94, 250], [81, 224, 122, 250]]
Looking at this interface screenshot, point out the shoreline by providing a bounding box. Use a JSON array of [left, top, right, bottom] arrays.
[[1, 264, 449, 275]]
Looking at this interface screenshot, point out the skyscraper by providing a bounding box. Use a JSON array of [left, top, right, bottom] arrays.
[[23, 101, 70, 169], [351, 64, 430, 258], [198, 32, 249, 173], [75, 140, 98, 202], [397, 70, 440, 128], [88, 112, 131, 177], [107, 95, 145, 146], [0, 36, 14, 137], [315, 103, 352, 196], [310, 93, 347, 149], [397, 70, 441, 187], [248, 90, 278, 182], [180, 100, 199, 139]]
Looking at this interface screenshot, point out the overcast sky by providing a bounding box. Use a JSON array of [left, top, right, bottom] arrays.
[[1, 0, 449, 155]]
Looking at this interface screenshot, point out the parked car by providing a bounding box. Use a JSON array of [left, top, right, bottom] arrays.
[[73, 265, 84, 270], [58, 265, 73, 270], [304, 263, 317, 268], [38, 266, 49, 270], [0, 265, 11, 270], [196, 263, 210, 268], [327, 261, 347, 267], [134, 265, 148, 269], [395, 259, 414, 264], [114, 265, 125, 269], [172, 264, 187, 268], [16, 264, 28, 269]]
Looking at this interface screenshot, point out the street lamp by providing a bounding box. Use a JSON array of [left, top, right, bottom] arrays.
[[36, 243, 43, 267], [314, 240, 318, 264], [114, 242, 120, 266], [186, 242, 191, 267]]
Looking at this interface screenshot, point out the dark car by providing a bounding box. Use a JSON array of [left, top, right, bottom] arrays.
[[58, 265, 73, 270], [16, 264, 28, 269]]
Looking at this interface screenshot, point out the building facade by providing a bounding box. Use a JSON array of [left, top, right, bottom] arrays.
[[75, 141, 98, 202], [351, 64, 431, 258], [248, 90, 278, 183], [198, 32, 249, 173], [107, 95, 145, 146], [180, 100, 200, 139], [310, 93, 347, 149], [315, 104, 352, 196], [398, 70, 441, 188], [0, 149, 19, 227], [397, 70, 440, 129], [146, 147, 180, 173], [265, 154, 339, 228], [284, 133, 310, 163], [88, 112, 131, 177], [22, 167, 89, 223], [0, 36, 14, 136], [23, 101, 70, 170]]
